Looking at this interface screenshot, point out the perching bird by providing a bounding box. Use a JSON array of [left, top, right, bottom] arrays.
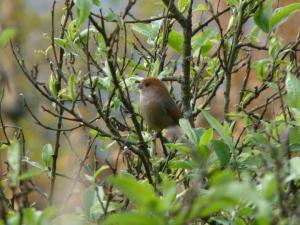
[[138, 77, 182, 131]]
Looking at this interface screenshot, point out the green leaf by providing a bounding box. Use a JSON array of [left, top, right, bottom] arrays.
[[74, 0, 93, 27], [103, 212, 164, 225], [166, 143, 192, 154], [74, 27, 98, 45], [200, 198, 238, 217], [286, 73, 300, 109], [169, 159, 193, 170], [197, 3, 207, 12], [23, 208, 38, 225], [161, 178, 177, 205], [23, 158, 46, 170], [226, 0, 239, 7], [212, 140, 231, 166], [0, 28, 16, 48], [178, 0, 191, 13], [268, 36, 282, 59], [106, 11, 123, 27], [197, 145, 210, 162], [168, 30, 183, 53], [289, 126, 300, 146], [270, 3, 300, 29], [42, 144, 53, 168], [93, 165, 110, 181], [49, 73, 58, 96], [93, 0, 101, 6], [286, 157, 300, 181], [19, 169, 47, 181], [7, 141, 20, 186], [248, 25, 261, 44], [199, 128, 213, 146], [81, 186, 97, 217], [54, 38, 67, 49], [254, 0, 273, 33], [252, 59, 270, 81], [67, 20, 78, 41], [210, 170, 236, 186], [108, 175, 166, 212], [192, 30, 216, 56], [36, 206, 57, 222], [68, 74, 77, 101], [151, 59, 160, 76], [132, 23, 157, 39], [201, 110, 234, 149], [179, 118, 198, 145], [261, 174, 276, 200]]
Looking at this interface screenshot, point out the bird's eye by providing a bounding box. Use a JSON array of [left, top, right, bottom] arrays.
[[145, 83, 149, 87]]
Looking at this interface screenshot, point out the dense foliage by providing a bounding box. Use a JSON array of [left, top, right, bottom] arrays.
[[1, 0, 300, 224]]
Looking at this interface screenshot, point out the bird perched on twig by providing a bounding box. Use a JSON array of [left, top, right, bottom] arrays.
[[138, 77, 182, 131]]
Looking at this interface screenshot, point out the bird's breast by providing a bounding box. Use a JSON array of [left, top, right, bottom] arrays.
[[140, 94, 175, 130]]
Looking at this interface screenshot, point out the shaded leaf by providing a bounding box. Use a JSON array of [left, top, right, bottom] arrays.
[[212, 140, 231, 166], [0, 28, 16, 48], [201, 110, 233, 149], [254, 0, 273, 33]]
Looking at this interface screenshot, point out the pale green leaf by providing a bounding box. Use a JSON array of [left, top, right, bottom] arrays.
[[0, 28, 16, 48], [178, 0, 191, 12], [270, 3, 300, 29], [201, 110, 234, 149], [42, 144, 53, 168], [286, 73, 300, 109], [74, 0, 93, 27], [168, 30, 183, 53]]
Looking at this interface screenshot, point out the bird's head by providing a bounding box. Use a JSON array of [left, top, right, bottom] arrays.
[[137, 77, 169, 96]]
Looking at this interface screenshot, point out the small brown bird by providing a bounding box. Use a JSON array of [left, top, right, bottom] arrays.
[[138, 77, 182, 131]]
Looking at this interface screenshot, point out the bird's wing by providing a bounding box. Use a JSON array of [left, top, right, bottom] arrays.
[[162, 96, 182, 123]]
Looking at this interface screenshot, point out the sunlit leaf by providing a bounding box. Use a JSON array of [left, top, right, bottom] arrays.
[[0, 28, 16, 48], [178, 0, 191, 12], [270, 3, 300, 29], [74, 0, 93, 27], [199, 128, 213, 146], [168, 30, 183, 53], [166, 143, 192, 154]]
